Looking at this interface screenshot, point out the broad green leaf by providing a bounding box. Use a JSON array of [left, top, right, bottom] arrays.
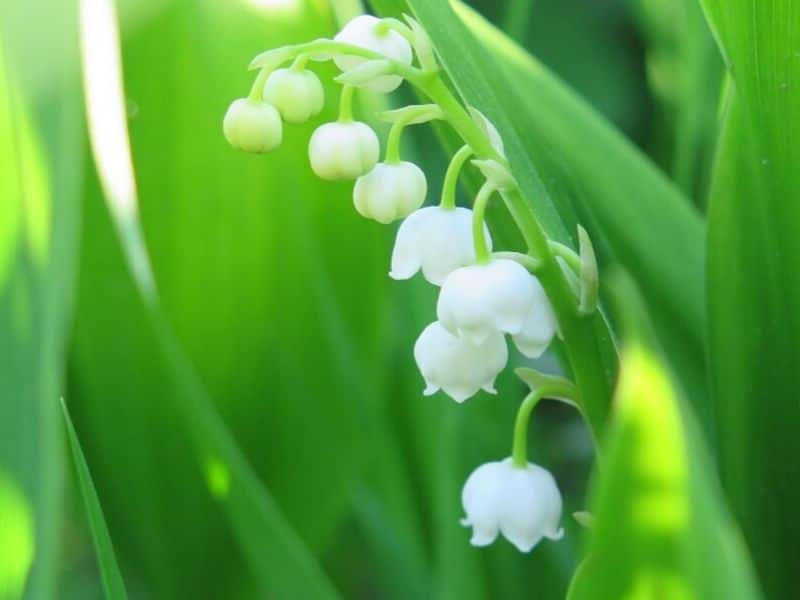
[[73, 0, 341, 597], [701, 0, 800, 596], [61, 400, 128, 600], [570, 274, 760, 600], [0, 1, 83, 597]]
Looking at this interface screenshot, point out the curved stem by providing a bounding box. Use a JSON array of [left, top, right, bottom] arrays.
[[472, 182, 495, 264], [247, 68, 270, 102], [492, 251, 542, 271], [290, 54, 309, 71], [511, 381, 579, 468], [440, 145, 473, 209], [549, 240, 581, 273], [385, 121, 403, 163], [414, 72, 615, 443], [252, 40, 426, 85], [338, 85, 354, 122]]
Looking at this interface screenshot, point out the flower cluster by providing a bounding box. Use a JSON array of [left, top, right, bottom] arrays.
[[223, 13, 582, 554]]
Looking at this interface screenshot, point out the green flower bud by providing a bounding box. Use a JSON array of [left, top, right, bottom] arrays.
[[223, 98, 282, 153], [308, 121, 379, 180], [263, 68, 324, 124]]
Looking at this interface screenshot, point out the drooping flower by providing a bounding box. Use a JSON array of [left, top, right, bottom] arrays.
[[263, 68, 324, 124], [308, 121, 379, 180], [223, 98, 282, 153], [512, 276, 558, 358], [390, 206, 491, 286], [413, 321, 507, 402], [437, 259, 536, 345], [354, 161, 427, 224], [333, 15, 413, 93], [461, 458, 563, 552]]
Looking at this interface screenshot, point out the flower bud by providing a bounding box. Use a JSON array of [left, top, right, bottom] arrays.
[[437, 259, 537, 345], [354, 161, 426, 224], [512, 277, 557, 358], [308, 121, 379, 180], [333, 15, 412, 93], [263, 68, 324, 124], [461, 458, 563, 552], [390, 207, 491, 286], [413, 321, 507, 403], [223, 98, 282, 153]]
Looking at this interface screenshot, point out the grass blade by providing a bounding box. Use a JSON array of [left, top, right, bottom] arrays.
[[0, 1, 83, 596], [61, 400, 128, 600], [78, 0, 340, 596], [570, 274, 761, 599], [700, 0, 800, 595]]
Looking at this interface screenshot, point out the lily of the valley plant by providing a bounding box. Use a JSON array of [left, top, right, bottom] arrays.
[[224, 13, 602, 553]]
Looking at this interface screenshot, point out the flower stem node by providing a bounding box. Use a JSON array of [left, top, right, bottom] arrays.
[[461, 458, 564, 553], [354, 161, 427, 224], [469, 107, 506, 157], [308, 121, 379, 180], [223, 98, 282, 154], [390, 206, 492, 286], [263, 68, 324, 124], [414, 321, 507, 403], [333, 15, 413, 93], [437, 258, 539, 345]]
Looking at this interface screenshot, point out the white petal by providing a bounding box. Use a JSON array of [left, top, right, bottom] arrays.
[[461, 461, 506, 546], [512, 277, 557, 357], [390, 206, 484, 286], [413, 322, 507, 403], [497, 459, 563, 552], [437, 259, 535, 340]]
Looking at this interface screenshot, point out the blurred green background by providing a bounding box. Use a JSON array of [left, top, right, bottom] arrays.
[[1, 0, 739, 598]]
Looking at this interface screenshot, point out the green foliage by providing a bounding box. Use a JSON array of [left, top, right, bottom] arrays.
[[0, 0, 83, 597], [701, 0, 800, 596], [62, 400, 129, 600], [1, 0, 795, 598], [569, 274, 760, 600]]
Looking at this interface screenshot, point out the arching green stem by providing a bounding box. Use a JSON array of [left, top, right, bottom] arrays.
[[512, 381, 579, 468], [409, 72, 614, 443], [385, 121, 404, 163], [440, 145, 473, 209], [250, 39, 425, 85], [247, 68, 270, 102], [338, 85, 354, 122], [472, 182, 495, 264], [549, 240, 581, 273], [290, 53, 309, 71]]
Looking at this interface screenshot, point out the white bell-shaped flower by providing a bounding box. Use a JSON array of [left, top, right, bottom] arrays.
[[333, 15, 412, 93], [461, 458, 563, 552], [308, 121, 379, 180], [263, 68, 324, 124], [390, 207, 491, 286], [223, 98, 282, 153], [354, 161, 426, 224], [512, 277, 557, 358], [437, 259, 536, 345], [413, 321, 507, 403]]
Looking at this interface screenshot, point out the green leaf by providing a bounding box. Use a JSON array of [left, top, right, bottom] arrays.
[[570, 273, 761, 600], [73, 1, 341, 597], [701, 0, 800, 596], [0, 1, 83, 596], [61, 400, 128, 600]]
